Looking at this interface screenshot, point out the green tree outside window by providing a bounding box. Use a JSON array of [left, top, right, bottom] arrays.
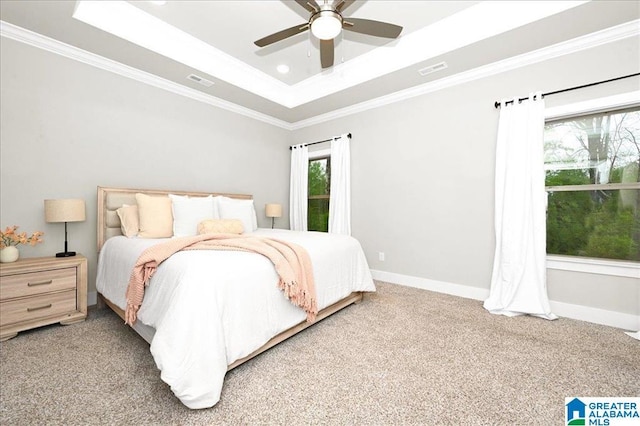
[[308, 157, 330, 232]]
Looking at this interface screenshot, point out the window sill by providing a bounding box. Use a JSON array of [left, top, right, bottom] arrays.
[[547, 255, 639, 279]]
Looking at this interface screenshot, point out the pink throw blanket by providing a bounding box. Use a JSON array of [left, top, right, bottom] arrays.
[[125, 233, 317, 325]]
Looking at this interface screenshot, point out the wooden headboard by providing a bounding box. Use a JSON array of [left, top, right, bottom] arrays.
[[96, 186, 252, 252]]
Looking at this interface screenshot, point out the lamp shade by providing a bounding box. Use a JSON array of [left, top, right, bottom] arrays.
[[265, 204, 282, 218], [44, 199, 86, 223]]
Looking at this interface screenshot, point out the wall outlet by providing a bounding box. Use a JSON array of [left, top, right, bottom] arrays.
[[378, 252, 385, 261]]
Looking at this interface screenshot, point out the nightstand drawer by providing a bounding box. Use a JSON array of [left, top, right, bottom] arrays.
[[0, 268, 76, 300], [0, 290, 77, 326]]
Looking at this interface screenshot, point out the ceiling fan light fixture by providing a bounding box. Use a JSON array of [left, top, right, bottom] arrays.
[[310, 11, 342, 40]]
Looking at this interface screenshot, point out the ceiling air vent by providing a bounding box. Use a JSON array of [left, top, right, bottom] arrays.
[[187, 74, 214, 87], [418, 61, 447, 76]]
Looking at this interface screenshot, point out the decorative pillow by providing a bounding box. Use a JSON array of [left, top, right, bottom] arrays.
[[135, 193, 173, 238], [197, 219, 244, 235], [116, 204, 139, 237], [217, 197, 257, 232], [169, 194, 215, 237]]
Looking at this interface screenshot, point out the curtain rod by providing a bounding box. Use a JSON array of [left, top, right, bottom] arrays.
[[493, 73, 640, 109], [289, 133, 351, 150]]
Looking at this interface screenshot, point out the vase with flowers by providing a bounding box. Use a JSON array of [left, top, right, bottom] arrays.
[[0, 226, 44, 263]]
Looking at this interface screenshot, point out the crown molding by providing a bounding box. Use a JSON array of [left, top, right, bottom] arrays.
[[290, 19, 640, 130], [0, 20, 293, 130], [2, 18, 638, 132]]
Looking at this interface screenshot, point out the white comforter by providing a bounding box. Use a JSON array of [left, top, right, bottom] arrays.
[[96, 229, 375, 409]]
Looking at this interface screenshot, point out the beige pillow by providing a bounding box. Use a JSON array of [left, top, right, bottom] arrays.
[[116, 204, 139, 237], [135, 193, 173, 238], [197, 219, 244, 235]]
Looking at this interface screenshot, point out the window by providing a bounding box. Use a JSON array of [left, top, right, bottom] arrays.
[[308, 155, 330, 232], [544, 107, 640, 261]]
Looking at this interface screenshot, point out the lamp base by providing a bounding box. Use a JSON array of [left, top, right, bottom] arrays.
[[56, 251, 76, 258]]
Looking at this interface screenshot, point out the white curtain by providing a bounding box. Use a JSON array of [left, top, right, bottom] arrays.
[[328, 134, 351, 235], [289, 145, 308, 231], [484, 93, 556, 320]]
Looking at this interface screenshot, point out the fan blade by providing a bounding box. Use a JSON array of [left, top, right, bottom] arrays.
[[254, 23, 309, 47], [320, 39, 334, 68], [295, 0, 318, 13], [343, 18, 402, 38], [335, 0, 355, 13]]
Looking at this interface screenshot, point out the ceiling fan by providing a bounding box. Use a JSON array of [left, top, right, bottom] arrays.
[[254, 0, 403, 69]]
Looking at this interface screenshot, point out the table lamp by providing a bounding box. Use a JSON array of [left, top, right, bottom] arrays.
[[265, 203, 282, 229], [44, 198, 86, 257]]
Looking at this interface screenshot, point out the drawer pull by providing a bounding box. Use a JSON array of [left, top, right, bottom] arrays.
[[27, 280, 53, 287], [27, 304, 52, 312]]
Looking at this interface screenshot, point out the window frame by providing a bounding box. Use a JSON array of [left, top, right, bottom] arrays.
[[543, 90, 640, 277], [309, 148, 331, 160]]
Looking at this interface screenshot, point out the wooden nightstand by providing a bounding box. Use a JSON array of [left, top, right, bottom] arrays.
[[0, 255, 87, 341]]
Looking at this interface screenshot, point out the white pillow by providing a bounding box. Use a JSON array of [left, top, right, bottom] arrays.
[[169, 194, 216, 237], [217, 197, 257, 232], [212, 196, 224, 219]]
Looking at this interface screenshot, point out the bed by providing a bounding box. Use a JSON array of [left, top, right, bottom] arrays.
[[95, 186, 375, 409]]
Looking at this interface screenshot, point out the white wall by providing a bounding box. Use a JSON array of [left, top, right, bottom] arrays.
[[0, 38, 292, 294], [291, 36, 640, 326]]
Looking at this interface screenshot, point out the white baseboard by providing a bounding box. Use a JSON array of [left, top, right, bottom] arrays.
[[548, 300, 639, 331], [370, 269, 489, 301], [370, 269, 639, 332]]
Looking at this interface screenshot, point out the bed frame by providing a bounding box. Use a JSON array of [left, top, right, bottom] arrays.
[[96, 186, 362, 371]]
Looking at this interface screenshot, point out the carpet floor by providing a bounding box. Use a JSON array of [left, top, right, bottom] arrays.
[[0, 281, 638, 425]]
